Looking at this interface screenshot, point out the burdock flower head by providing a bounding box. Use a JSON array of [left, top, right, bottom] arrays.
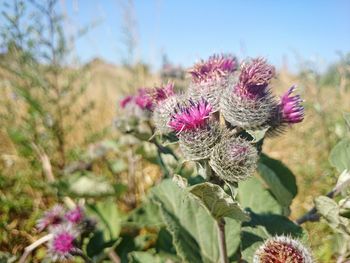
[[151, 82, 180, 134], [169, 99, 221, 160], [221, 58, 277, 129], [65, 206, 84, 224], [134, 88, 154, 111], [48, 224, 79, 262], [188, 54, 237, 111], [37, 205, 64, 232], [253, 236, 313, 263], [268, 86, 304, 135], [209, 136, 258, 183]]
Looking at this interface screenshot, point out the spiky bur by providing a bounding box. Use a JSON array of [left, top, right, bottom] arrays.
[[221, 58, 277, 129], [169, 100, 221, 160], [209, 136, 258, 182], [253, 236, 313, 263], [37, 205, 64, 232], [48, 224, 79, 262], [188, 54, 237, 111], [267, 86, 304, 135]]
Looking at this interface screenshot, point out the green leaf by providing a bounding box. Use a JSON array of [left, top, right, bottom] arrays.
[[329, 139, 350, 172], [238, 177, 283, 215], [111, 159, 128, 173], [87, 199, 121, 240], [128, 251, 180, 263], [126, 201, 163, 228], [86, 231, 119, 258], [151, 179, 241, 263], [315, 196, 350, 234], [240, 226, 269, 262], [189, 182, 250, 221]]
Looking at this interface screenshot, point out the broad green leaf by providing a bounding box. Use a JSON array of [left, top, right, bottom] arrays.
[[238, 177, 283, 215], [128, 251, 180, 263], [126, 201, 163, 228], [246, 128, 268, 143], [241, 226, 269, 262], [315, 196, 350, 234], [151, 179, 241, 263], [258, 160, 294, 216], [189, 182, 250, 221], [87, 199, 121, 240], [329, 139, 350, 172]]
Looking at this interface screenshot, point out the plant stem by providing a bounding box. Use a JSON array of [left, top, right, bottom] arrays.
[[217, 218, 229, 263]]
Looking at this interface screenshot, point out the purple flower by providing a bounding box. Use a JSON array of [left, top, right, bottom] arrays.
[[65, 206, 84, 224], [134, 88, 154, 110], [188, 54, 237, 84], [36, 205, 64, 232], [253, 236, 313, 263], [120, 95, 134, 108], [150, 82, 175, 104], [235, 58, 275, 99], [278, 86, 304, 124], [49, 224, 78, 261], [169, 100, 213, 133]]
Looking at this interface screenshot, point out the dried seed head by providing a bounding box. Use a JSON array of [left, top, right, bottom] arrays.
[[209, 136, 258, 182], [188, 54, 237, 111], [48, 224, 79, 262], [253, 236, 313, 263], [37, 205, 64, 232]]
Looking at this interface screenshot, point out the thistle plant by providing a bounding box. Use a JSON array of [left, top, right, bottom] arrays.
[[117, 53, 307, 263]]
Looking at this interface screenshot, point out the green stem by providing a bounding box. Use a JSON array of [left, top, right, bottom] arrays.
[[217, 218, 229, 263]]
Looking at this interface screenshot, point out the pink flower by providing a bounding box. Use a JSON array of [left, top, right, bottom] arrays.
[[189, 54, 237, 84], [278, 86, 304, 124], [152, 82, 175, 103], [65, 206, 84, 224], [36, 205, 64, 232], [49, 224, 78, 261], [169, 100, 213, 133], [235, 58, 275, 99], [120, 95, 133, 108], [135, 88, 154, 110]]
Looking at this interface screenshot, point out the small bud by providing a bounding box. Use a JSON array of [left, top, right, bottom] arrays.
[[221, 58, 277, 129], [253, 236, 313, 263], [209, 136, 258, 182], [188, 54, 237, 111], [48, 224, 79, 262], [37, 205, 64, 232], [169, 99, 221, 160]]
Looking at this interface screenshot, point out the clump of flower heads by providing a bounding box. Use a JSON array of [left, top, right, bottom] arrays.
[[168, 99, 221, 160], [253, 236, 313, 263], [117, 54, 304, 184], [188, 54, 237, 111], [36, 204, 96, 262], [209, 135, 258, 183]]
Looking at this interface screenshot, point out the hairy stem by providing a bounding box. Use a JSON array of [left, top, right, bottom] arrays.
[[217, 218, 229, 263]]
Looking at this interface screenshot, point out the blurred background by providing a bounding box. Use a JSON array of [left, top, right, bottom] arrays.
[[0, 0, 349, 262]]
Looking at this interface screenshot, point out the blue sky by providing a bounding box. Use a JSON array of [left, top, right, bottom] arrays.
[[64, 1, 350, 71]]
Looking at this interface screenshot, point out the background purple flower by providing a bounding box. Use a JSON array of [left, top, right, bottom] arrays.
[[36, 205, 64, 232], [65, 206, 84, 224]]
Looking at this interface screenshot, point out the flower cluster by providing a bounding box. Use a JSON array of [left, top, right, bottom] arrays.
[[36, 204, 95, 261], [253, 236, 313, 263], [118, 53, 304, 183]]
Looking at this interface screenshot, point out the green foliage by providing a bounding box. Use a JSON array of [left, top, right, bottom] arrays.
[[329, 139, 350, 173]]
